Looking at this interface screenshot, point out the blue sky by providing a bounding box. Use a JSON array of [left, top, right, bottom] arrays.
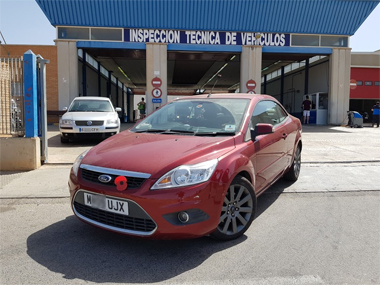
[[0, 0, 379, 52]]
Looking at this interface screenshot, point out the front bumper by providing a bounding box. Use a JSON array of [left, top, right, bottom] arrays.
[[69, 168, 226, 239], [60, 124, 119, 139]]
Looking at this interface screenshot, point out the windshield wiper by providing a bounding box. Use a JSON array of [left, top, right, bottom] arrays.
[[134, 129, 167, 133], [135, 129, 196, 135], [194, 132, 235, 136], [164, 129, 195, 135]]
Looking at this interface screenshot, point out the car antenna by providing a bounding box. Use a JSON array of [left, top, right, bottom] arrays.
[[208, 74, 222, 97]]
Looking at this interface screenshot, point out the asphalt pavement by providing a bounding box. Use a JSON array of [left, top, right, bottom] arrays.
[[1, 123, 379, 199], [1, 123, 379, 285]]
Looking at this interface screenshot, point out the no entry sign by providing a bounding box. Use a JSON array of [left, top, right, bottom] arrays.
[[350, 79, 357, 90], [246, 79, 256, 90], [152, 77, 162, 88]]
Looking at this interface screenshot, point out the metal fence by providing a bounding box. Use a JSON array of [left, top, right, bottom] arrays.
[[0, 57, 24, 136]]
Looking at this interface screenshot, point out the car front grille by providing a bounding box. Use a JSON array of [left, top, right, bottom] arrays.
[[74, 201, 156, 233], [75, 120, 104, 126], [81, 168, 146, 189]]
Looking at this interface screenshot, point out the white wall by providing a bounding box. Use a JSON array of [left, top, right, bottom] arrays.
[[57, 41, 79, 109], [308, 61, 329, 94]]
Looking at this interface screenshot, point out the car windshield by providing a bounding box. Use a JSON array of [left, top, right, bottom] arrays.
[[68, 100, 113, 112], [131, 98, 249, 135]]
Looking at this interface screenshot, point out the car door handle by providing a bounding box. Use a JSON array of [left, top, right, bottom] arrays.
[[282, 133, 288, 140]]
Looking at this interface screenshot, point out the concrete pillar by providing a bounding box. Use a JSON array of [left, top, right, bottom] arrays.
[[329, 48, 351, 125], [57, 41, 79, 109], [146, 43, 167, 115], [240, 46, 262, 94]]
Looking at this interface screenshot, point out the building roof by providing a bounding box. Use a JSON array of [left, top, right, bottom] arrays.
[[36, 0, 379, 36]]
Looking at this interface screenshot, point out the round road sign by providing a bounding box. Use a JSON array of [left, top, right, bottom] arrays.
[[152, 77, 162, 88], [247, 90, 256, 94], [246, 79, 256, 90], [152, 88, 162, 98], [350, 79, 357, 90]]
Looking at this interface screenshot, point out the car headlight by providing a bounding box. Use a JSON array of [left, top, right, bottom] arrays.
[[107, 119, 118, 124], [151, 159, 218, 190], [60, 119, 73, 125], [72, 149, 90, 176]]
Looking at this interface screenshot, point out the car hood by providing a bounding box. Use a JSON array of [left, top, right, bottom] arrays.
[[62, 112, 117, 120], [81, 131, 236, 178]]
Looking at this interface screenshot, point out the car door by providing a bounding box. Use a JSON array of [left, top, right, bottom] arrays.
[[247, 100, 288, 193], [280, 109, 298, 167]]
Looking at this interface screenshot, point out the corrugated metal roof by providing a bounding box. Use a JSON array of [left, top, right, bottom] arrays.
[[36, 0, 379, 36]]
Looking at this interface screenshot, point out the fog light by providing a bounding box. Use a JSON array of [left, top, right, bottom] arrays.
[[178, 211, 189, 223]]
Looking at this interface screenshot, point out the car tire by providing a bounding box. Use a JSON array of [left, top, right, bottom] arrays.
[[210, 175, 256, 241], [61, 136, 69, 144], [283, 145, 301, 181]]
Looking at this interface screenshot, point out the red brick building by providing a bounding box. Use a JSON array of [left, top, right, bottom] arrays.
[[0, 44, 58, 122]]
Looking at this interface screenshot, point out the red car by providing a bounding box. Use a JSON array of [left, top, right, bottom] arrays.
[[69, 94, 302, 241]]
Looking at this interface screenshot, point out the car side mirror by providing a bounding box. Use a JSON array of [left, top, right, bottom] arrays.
[[250, 123, 274, 140], [62, 107, 68, 111], [115, 107, 122, 112]]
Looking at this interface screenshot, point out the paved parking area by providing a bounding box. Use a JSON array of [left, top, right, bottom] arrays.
[[1, 123, 379, 199], [47, 123, 380, 164]]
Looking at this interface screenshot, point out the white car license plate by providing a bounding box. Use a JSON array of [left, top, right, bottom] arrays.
[[79, 127, 99, 132], [84, 193, 129, 216]]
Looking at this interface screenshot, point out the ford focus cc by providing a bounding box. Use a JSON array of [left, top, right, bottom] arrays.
[[68, 94, 302, 241]]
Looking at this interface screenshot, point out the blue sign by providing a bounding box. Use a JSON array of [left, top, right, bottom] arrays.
[[124, 29, 290, 47], [152, 98, 162, 103]]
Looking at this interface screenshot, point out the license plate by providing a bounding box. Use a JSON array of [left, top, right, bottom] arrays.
[[84, 193, 129, 216], [79, 127, 99, 132]]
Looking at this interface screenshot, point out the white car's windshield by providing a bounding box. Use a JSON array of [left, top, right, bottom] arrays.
[[68, 100, 113, 112], [132, 98, 249, 135]]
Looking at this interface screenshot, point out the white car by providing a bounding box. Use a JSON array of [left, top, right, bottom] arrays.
[[59, 97, 121, 143]]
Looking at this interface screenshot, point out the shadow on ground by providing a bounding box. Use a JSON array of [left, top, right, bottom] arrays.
[[27, 216, 246, 283], [25, 179, 289, 283]]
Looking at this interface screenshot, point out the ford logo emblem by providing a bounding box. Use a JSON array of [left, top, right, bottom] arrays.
[[87, 121, 93, 126], [98, 175, 112, 183]]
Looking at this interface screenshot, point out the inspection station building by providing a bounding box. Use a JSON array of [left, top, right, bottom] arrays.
[[34, 0, 380, 125]]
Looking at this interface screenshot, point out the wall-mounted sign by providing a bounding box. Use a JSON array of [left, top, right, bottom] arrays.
[[350, 79, 357, 90], [152, 88, 162, 98], [247, 90, 256, 94], [152, 77, 162, 88], [152, 98, 162, 103], [246, 79, 256, 90], [124, 29, 290, 47]]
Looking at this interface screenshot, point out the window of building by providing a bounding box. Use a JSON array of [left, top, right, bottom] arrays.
[[58, 27, 89, 40], [87, 55, 97, 69], [100, 66, 108, 77], [291, 35, 319, 46], [374, 81, 380, 86], [365, 81, 373, 86], [357, 81, 363, 86], [291, 62, 300, 70], [320, 36, 348, 47], [91, 28, 122, 41]]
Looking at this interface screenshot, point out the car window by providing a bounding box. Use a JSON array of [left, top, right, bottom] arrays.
[[251, 100, 288, 129], [68, 100, 113, 112], [132, 98, 249, 135]]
